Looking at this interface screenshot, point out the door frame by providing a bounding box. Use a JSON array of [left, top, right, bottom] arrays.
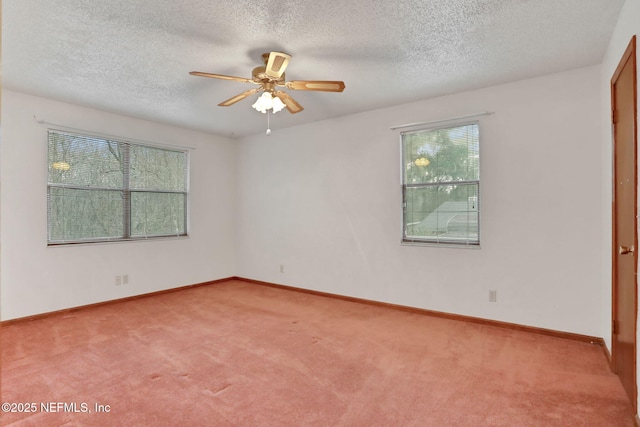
[[611, 35, 638, 412]]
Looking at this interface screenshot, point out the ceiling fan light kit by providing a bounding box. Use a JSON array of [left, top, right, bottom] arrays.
[[252, 92, 286, 114], [190, 51, 345, 133]]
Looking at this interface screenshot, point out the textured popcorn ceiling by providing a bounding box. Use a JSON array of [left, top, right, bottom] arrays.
[[3, 0, 625, 138]]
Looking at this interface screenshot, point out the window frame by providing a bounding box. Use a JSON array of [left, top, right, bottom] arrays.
[[46, 129, 189, 246], [400, 120, 481, 248]]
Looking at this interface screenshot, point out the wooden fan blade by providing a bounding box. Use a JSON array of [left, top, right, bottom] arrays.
[[218, 88, 261, 107], [275, 90, 304, 114], [285, 80, 345, 92], [189, 71, 253, 84], [265, 52, 291, 79]]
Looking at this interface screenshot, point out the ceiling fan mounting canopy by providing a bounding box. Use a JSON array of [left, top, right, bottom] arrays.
[[189, 51, 345, 114]]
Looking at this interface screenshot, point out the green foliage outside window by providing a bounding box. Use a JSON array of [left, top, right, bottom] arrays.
[[402, 123, 479, 245], [47, 130, 188, 244]]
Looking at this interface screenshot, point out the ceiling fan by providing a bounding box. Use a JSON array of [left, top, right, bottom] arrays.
[[189, 51, 345, 114]]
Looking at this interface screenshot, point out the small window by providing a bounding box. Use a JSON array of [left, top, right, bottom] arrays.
[[401, 122, 480, 246], [47, 130, 188, 245]]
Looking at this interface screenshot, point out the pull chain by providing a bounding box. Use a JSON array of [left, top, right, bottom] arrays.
[[266, 109, 272, 135]]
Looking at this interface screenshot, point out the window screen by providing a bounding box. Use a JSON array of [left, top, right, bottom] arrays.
[[47, 130, 188, 244], [401, 122, 480, 246]]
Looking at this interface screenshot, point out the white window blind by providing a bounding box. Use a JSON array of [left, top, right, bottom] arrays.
[[47, 130, 188, 244], [401, 122, 480, 246]]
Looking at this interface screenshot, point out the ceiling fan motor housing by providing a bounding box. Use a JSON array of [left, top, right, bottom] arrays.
[[252, 67, 285, 86]]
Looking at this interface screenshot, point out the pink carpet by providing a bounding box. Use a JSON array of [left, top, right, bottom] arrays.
[[1, 279, 635, 426]]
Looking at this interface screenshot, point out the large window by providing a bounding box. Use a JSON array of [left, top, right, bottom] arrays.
[[401, 122, 479, 246], [47, 130, 188, 245]]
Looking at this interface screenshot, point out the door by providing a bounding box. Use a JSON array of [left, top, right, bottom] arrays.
[[612, 35, 638, 411]]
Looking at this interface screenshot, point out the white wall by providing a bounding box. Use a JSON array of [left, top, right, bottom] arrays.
[[601, 0, 640, 410], [0, 90, 237, 320], [1, 66, 608, 339], [236, 65, 605, 338]]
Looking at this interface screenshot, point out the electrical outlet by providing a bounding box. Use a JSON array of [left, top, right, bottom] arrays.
[[489, 290, 497, 302], [122, 274, 129, 285], [280, 265, 284, 274], [115, 275, 122, 286]]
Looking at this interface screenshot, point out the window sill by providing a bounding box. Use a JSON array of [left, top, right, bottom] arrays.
[[47, 235, 189, 247], [401, 240, 481, 249]]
